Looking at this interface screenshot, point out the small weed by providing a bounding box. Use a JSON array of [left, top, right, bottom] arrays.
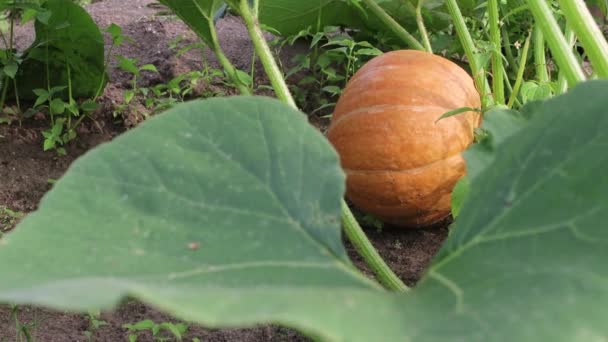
[[83, 310, 108, 342], [0, 206, 24, 234], [111, 55, 159, 120], [123, 319, 189, 342], [10, 305, 42, 342], [114, 37, 233, 122], [274, 26, 382, 115]]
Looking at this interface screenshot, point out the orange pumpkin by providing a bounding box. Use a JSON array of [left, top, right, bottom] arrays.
[[327, 49, 481, 228]]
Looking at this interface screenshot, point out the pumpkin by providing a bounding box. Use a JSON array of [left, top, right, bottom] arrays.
[[326, 49, 481, 228]]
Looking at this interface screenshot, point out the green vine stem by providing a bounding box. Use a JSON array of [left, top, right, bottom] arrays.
[[0, 14, 15, 115], [557, 0, 608, 78], [533, 26, 549, 83], [238, 0, 295, 107], [341, 201, 409, 291], [488, 0, 504, 104], [416, 0, 433, 52], [361, 0, 425, 51], [501, 25, 516, 72], [527, 0, 585, 86], [445, 0, 493, 108], [508, 30, 532, 108], [236, 0, 408, 292], [207, 14, 252, 95], [557, 26, 577, 94]]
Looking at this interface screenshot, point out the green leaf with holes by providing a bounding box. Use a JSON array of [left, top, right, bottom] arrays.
[[1, 81, 608, 341]]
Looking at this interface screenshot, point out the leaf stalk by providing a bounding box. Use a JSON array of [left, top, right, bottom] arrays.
[[236, 0, 408, 292], [526, 0, 586, 86], [360, 0, 425, 50], [557, 0, 608, 78]]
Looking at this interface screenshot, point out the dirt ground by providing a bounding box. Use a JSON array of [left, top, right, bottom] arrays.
[[0, 1, 448, 341]]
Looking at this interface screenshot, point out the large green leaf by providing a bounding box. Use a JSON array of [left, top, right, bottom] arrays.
[[258, 0, 449, 42], [0, 96, 397, 340], [15, 0, 106, 100], [258, 0, 361, 36], [1, 81, 608, 341], [452, 102, 537, 216], [158, 0, 226, 46]]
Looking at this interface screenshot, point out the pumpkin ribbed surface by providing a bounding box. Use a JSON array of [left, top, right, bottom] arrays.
[[327, 49, 481, 228]]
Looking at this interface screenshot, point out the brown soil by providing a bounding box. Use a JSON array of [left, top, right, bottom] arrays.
[[0, 1, 448, 341]]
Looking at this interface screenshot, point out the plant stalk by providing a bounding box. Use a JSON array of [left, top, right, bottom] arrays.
[[67, 62, 73, 130], [445, 0, 493, 107], [488, 0, 505, 104], [237, 0, 408, 292], [238, 0, 295, 106], [361, 0, 425, 50], [0, 16, 15, 114], [341, 201, 409, 292], [508, 30, 532, 108], [557, 0, 608, 78], [501, 25, 516, 71], [207, 10, 251, 95], [95, 41, 115, 101], [533, 26, 549, 83], [526, 0, 586, 86], [416, 0, 433, 52], [557, 26, 577, 94]]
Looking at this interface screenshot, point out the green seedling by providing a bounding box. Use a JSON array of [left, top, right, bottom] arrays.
[[83, 310, 108, 342], [10, 305, 42, 342], [0, 206, 24, 234], [123, 319, 188, 342], [112, 55, 158, 119], [278, 25, 382, 115]]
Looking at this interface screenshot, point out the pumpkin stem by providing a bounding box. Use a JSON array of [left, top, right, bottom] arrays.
[[341, 200, 410, 292], [527, 0, 586, 86], [416, 0, 433, 53], [238, 0, 406, 292], [444, 0, 494, 108], [238, 0, 296, 108], [557, 0, 608, 78], [556, 26, 578, 94], [360, 0, 425, 51], [206, 2, 252, 96], [488, 0, 505, 104], [507, 29, 533, 109]]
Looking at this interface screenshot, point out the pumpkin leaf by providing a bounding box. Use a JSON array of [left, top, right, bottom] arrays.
[[0, 96, 395, 341], [1, 81, 608, 341], [450, 176, 469, 218], [452, 100, 538, 216], [463, 102, 536, 181]]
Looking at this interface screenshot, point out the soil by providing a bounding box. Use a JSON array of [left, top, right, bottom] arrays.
[[0, 1, 448, 341]]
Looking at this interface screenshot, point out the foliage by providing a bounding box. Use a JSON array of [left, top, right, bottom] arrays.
[[123, 319, 189, 342], [276, 25, 382, 115], [14, 0, 106, 100], [0, 206, 24, 237], [0, 0, 107, 154], [1, 0, 608, 341], [1, 80, 608, 340]]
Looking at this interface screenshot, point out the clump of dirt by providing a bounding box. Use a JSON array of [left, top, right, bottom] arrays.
[[0, 0, 448, 341]]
